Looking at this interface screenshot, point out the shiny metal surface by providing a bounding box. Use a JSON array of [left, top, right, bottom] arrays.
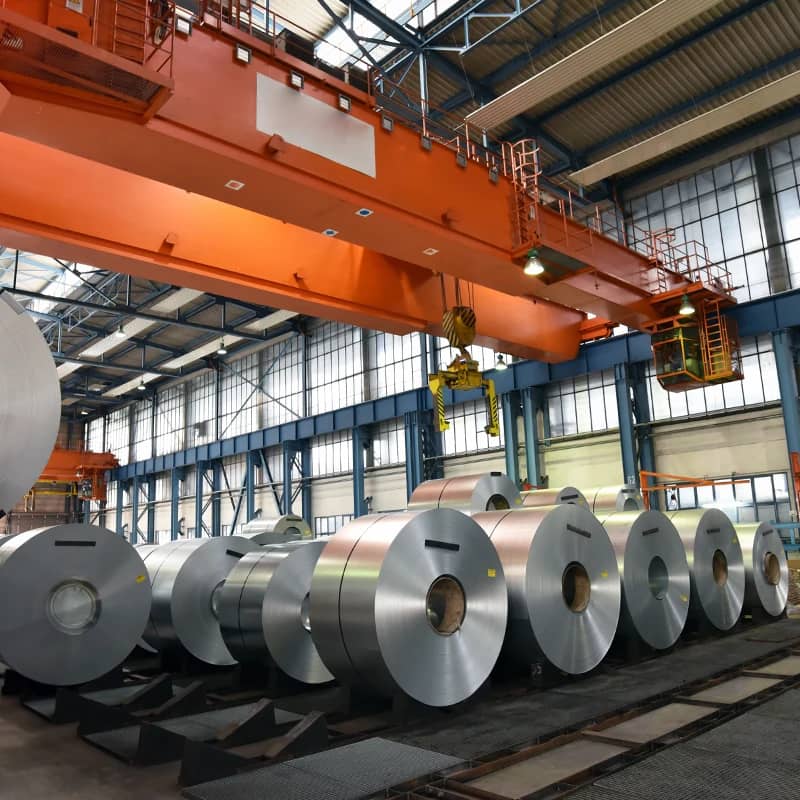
[[240, 514, 312, 544], [735, 522, 788, 617], [587, 486, 644, 514], [521, 487, 589, 508], [599, 511, 690, 650], [473, 505, 620, 675], [0, 524, 151, 685], [0, 292, 60, 514], [408, 473, 522, 513], [668, 510, 745, 631], [310, 509, 507, 706], [218, 540, 333, 684], [141, 536, 259, 665]]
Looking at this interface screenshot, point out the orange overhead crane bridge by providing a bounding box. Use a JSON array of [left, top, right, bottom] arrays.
[[30, 446, 119, 502], [0, 0, 742, 388]]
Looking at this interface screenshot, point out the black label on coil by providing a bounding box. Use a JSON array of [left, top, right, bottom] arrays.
[[642, 527, 659, 536], [566, 524, 591, 538], [226, 549, 246, 558], [706, 528, 721, 534], [425, 539, 460, 551], [762, 529, 775, 536], [54, 540, 96, 547]]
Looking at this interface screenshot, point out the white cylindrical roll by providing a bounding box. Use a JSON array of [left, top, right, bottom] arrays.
[[142, 536, 260, 665], [218, 540, 333, 684], [407, 473, 522, 513], [735, 522, 788, 617], [668, 510, 745, 631], [0, 524, 151, 685], [473, 505, 620, 675], [521, 487, 589, 509], [0, 292, 60, 515], [239, 514, 313, 544], [600, 510, 690, 649], [587, 486, 644, 514], [310, 509, 507, 707]]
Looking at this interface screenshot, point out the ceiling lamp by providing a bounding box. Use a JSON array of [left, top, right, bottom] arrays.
[[216, 339, 228, 356], [115, 324, 126, 339], [495, 354, 508, 371], [80, 408, 89, 416], [679, 293, 695, 316], [137, 379, 146, 392], [523, 249, 545, 277]]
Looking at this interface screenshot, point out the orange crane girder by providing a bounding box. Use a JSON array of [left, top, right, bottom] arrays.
[[0, 5, 685, 331], [37, 447, 119, 502]]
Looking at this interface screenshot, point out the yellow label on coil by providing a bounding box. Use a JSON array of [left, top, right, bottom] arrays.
[[135, 574, 147, 584], [515, 498, 522, 505], [600, 570, 608, 578], [680, 594, 689, 603], [487, 568, 496, 578]]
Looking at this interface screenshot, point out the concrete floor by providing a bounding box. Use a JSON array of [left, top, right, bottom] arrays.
[[0, 695, 180, 800]]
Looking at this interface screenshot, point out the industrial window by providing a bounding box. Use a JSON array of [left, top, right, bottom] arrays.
[[259, 335, 304, 427], [155, 385, 185, 456], [218, 353, 259, 438], [646, 335, 779, 421], [441, 399, 505, 456], [628, 133, 800, 302], [307, 321, 364, 415], [371, 418, 406, 467], [364, 330, 423, 398], [131, 398, 153, 462], [314, 514, 354, 536], [435, 338, 510, 372], [187, 371, 216, 443], [546, 369, 619, 438], [105, 407, 130, 465], [310, 431, 353, 477], [85, 417, 104, 452], [663, 472, 792, 523]]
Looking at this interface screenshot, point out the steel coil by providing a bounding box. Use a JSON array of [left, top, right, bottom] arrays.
[[407, 473, 522, 513], [310, 509, 507, 706], [599, 510, 690, 649], [586, 486, 644, 514], [473, 505, 620, 675], [735, 522, 788, 617], [240, 514, 312, 544], [521, 486, 589, 508], [668, 509, 745, 631], [0, 292, 60, 515], [0, 524, 151, 685], [141, 536, 260, 665], [218, 540, 333, 684]]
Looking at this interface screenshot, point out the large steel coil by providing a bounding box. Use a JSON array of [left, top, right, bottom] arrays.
[[599, 510, 690, 649], [735, 522, 788, 617], [218, 540, 333, 684], [473, 505, 620, 675], [0, 292, 60, 515], [668, 509, 745, 631], [521, 486, 589, 509], [407, 473, 522, 513], [310, 509, 507, 707], [586, 486, 644, 514], [0, 524, 151, 685], [141, 537, 260, 665], [240, 514, 312, 544]]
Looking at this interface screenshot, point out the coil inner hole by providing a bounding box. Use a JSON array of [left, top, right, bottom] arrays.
[[426, 575, 466, 635], [562, 562, 591, 613], [712, 549, 728, 586]]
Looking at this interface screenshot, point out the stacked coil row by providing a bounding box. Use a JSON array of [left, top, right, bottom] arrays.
[[0, 475, 789, 705]]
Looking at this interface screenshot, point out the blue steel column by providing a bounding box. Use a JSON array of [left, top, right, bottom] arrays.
[[299, 441, 312, 525], [130, 476, 139, 545], [245, 450, 257, 522], [146, 475, 156, 543], [772, 329, 800, 458], [170, 468, 181, 539], [352, 427, 368, 517], [282, 442, 295, 515], [403, 411, 424, 499], [521, 387, 541, 486], [614, 363, 638, 485], [630, 363, 656, 483], [501, 391, 521, 487], [115, 480, 124, 536], [195, 462, 204, 537], [211, 461, 221, 536]]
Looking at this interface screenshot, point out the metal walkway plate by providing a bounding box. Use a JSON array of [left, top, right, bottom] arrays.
[[588, 702, 716, 744], [749, 655, 800, 676], [182, 737, 462, 800], [467, 739, 628, 799], [686, 675, 781, 705]]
